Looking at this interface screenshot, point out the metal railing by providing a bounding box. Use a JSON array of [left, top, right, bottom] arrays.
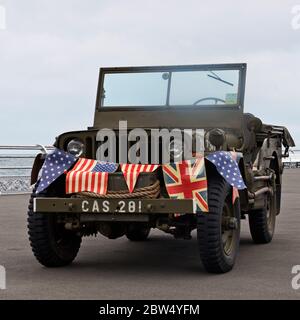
[[0, 144, 54, 153], [0, 145, 54, 195], [282, 149, 300, 169]]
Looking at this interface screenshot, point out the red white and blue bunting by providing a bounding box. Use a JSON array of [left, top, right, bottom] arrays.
[[37, 149, 247, 213]]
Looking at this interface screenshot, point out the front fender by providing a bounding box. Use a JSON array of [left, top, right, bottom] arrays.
[[31, 153, 45, 185]]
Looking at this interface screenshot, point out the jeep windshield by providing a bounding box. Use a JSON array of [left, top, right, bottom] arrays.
[[98, 64, 245, 108]]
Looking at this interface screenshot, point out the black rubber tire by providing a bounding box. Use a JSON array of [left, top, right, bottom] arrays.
[[27, 189, 82, 268], [126, 224, 151, 241], [197, 173, 241, 274], [248, 205, 275, 244]]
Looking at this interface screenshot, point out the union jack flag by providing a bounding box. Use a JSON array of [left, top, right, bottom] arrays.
[[66, 158, 118, 194], [162, 157, 208, 213], [120, 164, 160, 193]]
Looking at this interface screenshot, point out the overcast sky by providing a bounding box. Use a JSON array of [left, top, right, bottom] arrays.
[[0, 0, 299, 147]]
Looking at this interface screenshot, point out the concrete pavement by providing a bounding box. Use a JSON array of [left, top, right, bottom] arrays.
[[1, 170, 300, 299]]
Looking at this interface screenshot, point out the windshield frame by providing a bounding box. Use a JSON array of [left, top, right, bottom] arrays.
[[96, 63, 246, 111]]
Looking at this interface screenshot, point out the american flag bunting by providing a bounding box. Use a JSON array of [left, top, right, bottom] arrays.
[[120, 164, 160, 193], [206, 151, 246, 191], [36, 148, 77, 194], [66, 158, 118, 194], [230, 151, 240, 204]]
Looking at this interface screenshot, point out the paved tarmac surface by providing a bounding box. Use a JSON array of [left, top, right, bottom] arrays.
[[0, 170, 300, 300]]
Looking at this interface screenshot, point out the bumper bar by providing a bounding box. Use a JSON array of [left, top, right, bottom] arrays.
[[33, 197, 196, 214]]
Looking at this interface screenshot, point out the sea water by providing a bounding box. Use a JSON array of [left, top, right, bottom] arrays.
[[0, 155, 35, 194]]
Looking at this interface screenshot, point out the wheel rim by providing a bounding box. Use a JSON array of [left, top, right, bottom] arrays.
[[266, 194, 276, 235], [222, 202, 235, 256]]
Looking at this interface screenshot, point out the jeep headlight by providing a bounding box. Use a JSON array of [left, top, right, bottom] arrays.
[[208, 128, 226, 149], [168, 139, 183, 161], [67, 139, 84, 157]]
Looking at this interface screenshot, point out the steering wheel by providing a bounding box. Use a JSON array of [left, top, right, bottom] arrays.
[[193, 97, 226, 105]]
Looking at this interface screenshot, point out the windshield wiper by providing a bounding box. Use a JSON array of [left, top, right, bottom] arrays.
[[207, 71, 234, 86]]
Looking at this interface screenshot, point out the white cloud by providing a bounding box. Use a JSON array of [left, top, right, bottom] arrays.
[[0, 0, 299, 146]]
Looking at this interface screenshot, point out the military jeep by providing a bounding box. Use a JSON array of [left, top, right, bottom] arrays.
[[28, 63, 295, 273]]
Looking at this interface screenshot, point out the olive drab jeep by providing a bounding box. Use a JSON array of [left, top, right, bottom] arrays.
[[28, 64, 295, 273]]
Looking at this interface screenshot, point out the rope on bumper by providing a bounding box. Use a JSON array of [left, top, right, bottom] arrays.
[[75, 180, 161, 199]]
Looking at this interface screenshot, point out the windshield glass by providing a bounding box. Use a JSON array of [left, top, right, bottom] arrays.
[[100, 68, 241, 107]]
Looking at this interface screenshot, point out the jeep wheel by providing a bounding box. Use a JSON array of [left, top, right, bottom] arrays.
[[248, 192, 276, 244], [126, 223, 151, 241], [197, 173, 241, 274], [27, 190, 82, 267]]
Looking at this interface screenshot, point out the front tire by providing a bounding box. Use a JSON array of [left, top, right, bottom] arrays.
[[197, 173, 241, 274], [27, 191, 82, 268]]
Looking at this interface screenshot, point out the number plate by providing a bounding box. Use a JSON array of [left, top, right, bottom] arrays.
[[33, 197, 195, 214], [81, 199, 143, 214]]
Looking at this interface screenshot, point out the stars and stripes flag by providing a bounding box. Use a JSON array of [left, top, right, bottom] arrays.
[[206, 151, 246, 190], [36, 148, 77, 194], [66, 158, 118, 194], [230, 152, 240, 204], [206, 151, 246, 204], [120, 164, 160, 193], [162, 157, 208, 213]]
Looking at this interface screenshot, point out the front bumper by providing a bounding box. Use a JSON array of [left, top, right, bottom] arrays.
[[33, 197, 196, 215]]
